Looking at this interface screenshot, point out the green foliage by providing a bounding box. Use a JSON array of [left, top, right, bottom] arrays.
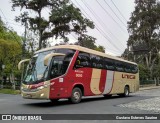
[[73, 34, 105, 53], [0, 89, 20, 94], [77, 34, 96, 49], [152, 55, 160, 78], [0, 19, 21, 43], [11, 0, 95, 49], [138, 64, 150, 80], [0, 17, 22, 79], [0, 39, 22, 78], [95, 46, 105, 53]]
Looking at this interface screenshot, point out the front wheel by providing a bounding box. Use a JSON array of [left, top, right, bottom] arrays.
[[69, 88, 82, 104]]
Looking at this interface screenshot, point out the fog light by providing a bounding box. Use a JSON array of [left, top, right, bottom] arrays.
[[40, 93, 44, 97]]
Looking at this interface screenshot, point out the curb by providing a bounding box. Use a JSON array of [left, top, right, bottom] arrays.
[[139, 86, 160, 91]]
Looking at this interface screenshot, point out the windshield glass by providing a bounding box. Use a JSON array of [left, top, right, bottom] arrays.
[[23, 48, 75, 84], [23, 50, 54, 84]]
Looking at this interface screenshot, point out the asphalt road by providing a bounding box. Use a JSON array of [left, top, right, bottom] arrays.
[[0, 87, 160, 123]]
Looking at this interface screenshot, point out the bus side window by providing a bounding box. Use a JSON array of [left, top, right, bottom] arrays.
[[124, 63, 131, 73], [115, 61, 124, 72], [62, 53, 74, 74], [104, 58, 115, 70], [90, 54, 103, 69], [131, 65, 138, 73], [97, 57, 104, 69], [74, 52, 90, 69], [90, 54, 96, 68]]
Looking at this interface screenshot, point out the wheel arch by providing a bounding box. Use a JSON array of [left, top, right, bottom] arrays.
[[72, 84, 84, 96], [125, 84, 130, 92]]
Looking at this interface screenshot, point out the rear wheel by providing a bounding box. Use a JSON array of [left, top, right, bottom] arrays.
[[119, 86, 129, 97], [124, 86, 129, 97], [69, 88, 82, 104]]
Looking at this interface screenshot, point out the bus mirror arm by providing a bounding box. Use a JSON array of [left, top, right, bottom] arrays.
[[44, 53, 65, 66], [18, 59, 30, 70]]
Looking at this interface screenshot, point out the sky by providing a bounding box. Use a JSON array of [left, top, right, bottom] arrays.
[[0, 0, 135, 56]]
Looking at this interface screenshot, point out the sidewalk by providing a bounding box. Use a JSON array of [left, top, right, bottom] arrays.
[[139, 85, 160, 91]]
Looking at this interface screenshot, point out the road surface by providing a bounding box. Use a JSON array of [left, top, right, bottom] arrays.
[[0, 87, 160, 123]]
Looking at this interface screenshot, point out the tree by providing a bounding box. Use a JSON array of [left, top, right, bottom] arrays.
[[0, 18, 21, 43], [152, 55, 160, 81], [127, 0, 160, 78], [11, 0, 95, 49], [95, 45, 105, 53], [138, 64, 150, 80], [77, 34, 96, 49], [0, 17, 22, 88]]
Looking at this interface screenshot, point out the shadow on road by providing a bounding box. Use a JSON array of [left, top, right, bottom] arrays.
[[23, 95, 133, 108]]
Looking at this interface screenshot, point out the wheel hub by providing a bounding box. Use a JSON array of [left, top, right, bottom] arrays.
[[74, 92, 80, 100]]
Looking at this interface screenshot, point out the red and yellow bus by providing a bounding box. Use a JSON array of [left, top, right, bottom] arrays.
[[18, 45, 139, 103]]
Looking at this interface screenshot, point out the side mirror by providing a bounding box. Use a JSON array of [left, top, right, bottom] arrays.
[[18, 59, 30, 70], [44, 53, 65, 66]]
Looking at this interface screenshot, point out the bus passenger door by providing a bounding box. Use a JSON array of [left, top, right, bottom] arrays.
[[72, 52, 92, 96]]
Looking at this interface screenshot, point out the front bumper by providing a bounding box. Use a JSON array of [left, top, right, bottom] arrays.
[[21, 88, 49, 99], [21, 81, 50, 99]]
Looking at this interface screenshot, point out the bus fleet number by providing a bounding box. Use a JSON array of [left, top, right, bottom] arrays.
[[76, 74, 83, 77]]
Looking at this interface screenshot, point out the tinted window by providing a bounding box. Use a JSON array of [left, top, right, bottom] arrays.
[[131, 65, 138, 73], [49, 49, 75, 78], [124, 63, 131, 73], [104, 58, 115, 70], [62, 52, 75, 73], [90, 54, 103, 69], [123, 63, 138, 73], [74, 52, 91, 68], [115, 61, 124, 72]]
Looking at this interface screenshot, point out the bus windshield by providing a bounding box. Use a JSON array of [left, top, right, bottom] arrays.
[[23, 50, 53, 84], [23, 49, 75, 84]]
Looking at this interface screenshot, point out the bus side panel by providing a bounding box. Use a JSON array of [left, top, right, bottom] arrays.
[[81, 68, 93, 96], [66, 67, 92, 97], [110, 72, 138, 94], [102, 70, 114, 95], [49, 51, 79, 99], [49, 76, 71, 99], [99, 70, 107, 93], [67, 68, 107, 96]]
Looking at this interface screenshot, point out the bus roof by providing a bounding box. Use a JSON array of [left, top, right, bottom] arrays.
[[35, 45, 137, 65]]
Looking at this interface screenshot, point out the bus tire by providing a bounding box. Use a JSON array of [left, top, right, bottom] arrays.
[[69, 87, 82, 104], [50, 99, 59, 103], [123, 86, 129, 97]]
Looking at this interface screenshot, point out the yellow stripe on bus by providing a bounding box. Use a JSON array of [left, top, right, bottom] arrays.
[[90, 69, 102, 95]]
